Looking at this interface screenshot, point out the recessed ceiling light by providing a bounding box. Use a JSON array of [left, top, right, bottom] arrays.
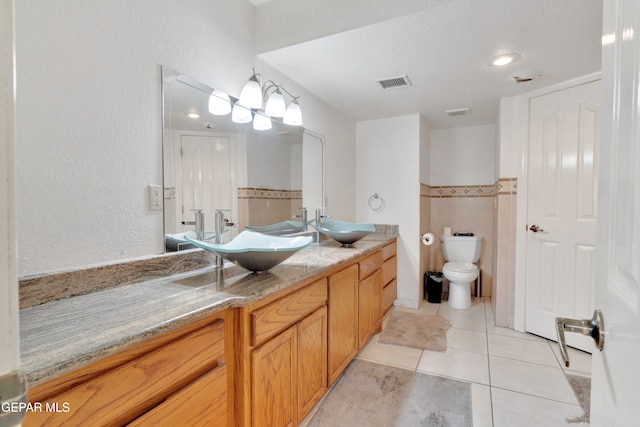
[[184, 112, 200, 119], [487, 52, 521, 67]]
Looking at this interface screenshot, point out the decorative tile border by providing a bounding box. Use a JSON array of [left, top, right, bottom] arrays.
[[238, 187, 302, 200], [421, 178, 517, 198], [497, 178, 518, 195]]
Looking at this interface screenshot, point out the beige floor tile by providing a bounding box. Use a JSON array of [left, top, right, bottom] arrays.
[[417, 300, 441, 315], [491, 387, 584, 427], [438, 296, 487, 318], [489, 356, 579, 405], [486, 318, 547, 342], [417, 347, 490, 385], [440, 311, 488, 333], [488, 334, 559, 367], [447, 327, 488, 354], [471, 383, 493, 427], [550, 343, 593, 375], [356, 334, 423, 370]]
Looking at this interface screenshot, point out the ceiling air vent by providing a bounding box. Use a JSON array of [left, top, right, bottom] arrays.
[[376, 75, 411, 90], [445, 107, 470, 116]]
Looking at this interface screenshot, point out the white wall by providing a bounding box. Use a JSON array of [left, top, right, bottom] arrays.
[[497, 98, 522, 179], [356, 115, 422, 308], [15, 0, 355, 276], [420, 116, 431, 185], [256, 59, 356, 220], [430, 124, 496, 186], [1, 0, 21, 384]]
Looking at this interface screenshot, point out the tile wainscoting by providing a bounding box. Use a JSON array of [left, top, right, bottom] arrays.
[[237, 187, 303, 231]]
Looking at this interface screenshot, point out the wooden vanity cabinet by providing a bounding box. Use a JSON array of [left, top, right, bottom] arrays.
[[243, 278, 328, 427], [24, 311, 232, 427], [358, 251, 383, 349], [327, 264, 359, 385], [381, 240, 398, 314]]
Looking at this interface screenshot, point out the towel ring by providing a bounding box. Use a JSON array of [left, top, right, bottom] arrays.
[[368, 193, 385, 212]]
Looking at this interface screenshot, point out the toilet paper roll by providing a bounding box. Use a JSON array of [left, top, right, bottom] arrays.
[[421, 233, 435, 246], [444, 227, 452, 236]]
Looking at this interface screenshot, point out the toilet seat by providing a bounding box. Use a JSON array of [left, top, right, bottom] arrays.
[[443, 261, 478, 274]]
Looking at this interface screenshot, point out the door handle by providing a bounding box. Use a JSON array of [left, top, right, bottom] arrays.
[[529, 224, 544, 232], [555, 310, 605, 367]]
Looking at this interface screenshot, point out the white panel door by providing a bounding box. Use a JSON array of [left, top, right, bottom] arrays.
[[179, 135, 234, 233], [590, 0, 640, 422], [525, 81, 601, 351]]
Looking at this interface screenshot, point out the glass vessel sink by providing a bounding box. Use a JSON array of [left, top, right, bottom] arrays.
[[315, 219, 376, 246], [245, 220, 306, 236], [185, 230, 313, 272], [167, 231, 217, 242], [165, 231, 217, 251]]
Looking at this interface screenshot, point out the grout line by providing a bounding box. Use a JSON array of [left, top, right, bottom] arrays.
[[483, 298, 496, 427]]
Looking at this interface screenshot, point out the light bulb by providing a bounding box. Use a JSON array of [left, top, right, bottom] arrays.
[[231, 103, 252, 124], [253, 110, 272, 130], [238, 74, 262, 109], [208, 89, 231, 115], [283, 100, 302, 126], [265, 89, 286, 118]]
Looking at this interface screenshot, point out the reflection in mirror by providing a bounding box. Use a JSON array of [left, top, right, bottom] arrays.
[[162, 67, 324, 252]]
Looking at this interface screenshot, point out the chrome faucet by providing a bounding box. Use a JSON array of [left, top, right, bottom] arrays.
[[314, 207, 330, 242], [293, 207, 308, 231], [181, 209, 204, 240], [215, 209, 232, 268]]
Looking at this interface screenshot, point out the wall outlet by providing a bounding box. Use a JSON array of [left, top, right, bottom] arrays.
[[148, 185, 163, 211]]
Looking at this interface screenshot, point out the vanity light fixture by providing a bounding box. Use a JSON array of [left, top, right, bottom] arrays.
[[283, 99, 302, 126], [253, 110, 273, 131], [236, 68, 303, 128], [231, 102, 253, 124], [208, 89, 232, 115], [238, 71, 263, 109], [487, 52, 521, 67]]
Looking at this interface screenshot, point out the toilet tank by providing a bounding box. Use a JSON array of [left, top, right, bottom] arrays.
[[440, 235, 482, 263]]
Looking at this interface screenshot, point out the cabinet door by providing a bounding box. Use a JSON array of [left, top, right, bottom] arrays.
[[358, 276, 372, 349], [371, 269, 383, 333], [251, 328, 297, 427], [358, 269, 383, 349], [327, 264, 358, 385], [297, 306, 328, 421]]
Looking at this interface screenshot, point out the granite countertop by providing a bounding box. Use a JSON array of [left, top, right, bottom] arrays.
[[20, 232, 397, 385]]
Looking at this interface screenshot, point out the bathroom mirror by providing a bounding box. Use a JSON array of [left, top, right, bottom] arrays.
[[162, 67, 324, 251]]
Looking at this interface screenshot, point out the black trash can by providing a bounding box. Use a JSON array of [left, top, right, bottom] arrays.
[[424, 271, 443, 303]]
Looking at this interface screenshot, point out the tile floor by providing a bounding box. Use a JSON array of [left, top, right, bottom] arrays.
[[308, 297, 592, 426]]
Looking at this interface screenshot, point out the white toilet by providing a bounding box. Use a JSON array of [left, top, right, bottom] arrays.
[[440, 235, 482, 310]]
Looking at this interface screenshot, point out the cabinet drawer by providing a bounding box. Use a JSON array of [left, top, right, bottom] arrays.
[[251, 278, 327, 347], [129, 365, 228, 427], [382, 255, 397, 285], [358, 251, 382, 280], [381, 240, 397, 261], [382, 279, 397, 314], [25, 321, 224, 427]]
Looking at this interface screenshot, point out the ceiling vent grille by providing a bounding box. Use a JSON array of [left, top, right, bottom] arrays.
[[376, 75, 411, 90], [445, 108, 470, 116]]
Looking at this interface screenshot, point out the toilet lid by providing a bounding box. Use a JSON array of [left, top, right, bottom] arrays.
[[444, 261, 478, 273]]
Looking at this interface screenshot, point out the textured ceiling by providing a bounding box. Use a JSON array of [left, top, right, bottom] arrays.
[[253, 0, 603, 129]]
